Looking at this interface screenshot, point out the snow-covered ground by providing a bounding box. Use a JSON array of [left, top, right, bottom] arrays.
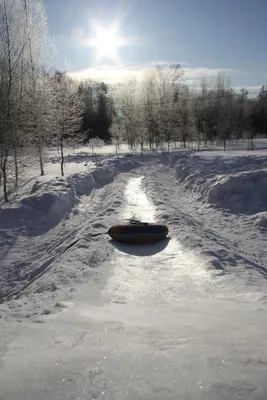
[[1, 143, 267, 399]]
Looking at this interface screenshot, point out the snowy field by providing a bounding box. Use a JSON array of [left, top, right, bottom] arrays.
[[1, 140, 267, 399]]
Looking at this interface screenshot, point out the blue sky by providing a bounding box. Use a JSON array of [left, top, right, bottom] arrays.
[[43, 0, 267, 90]]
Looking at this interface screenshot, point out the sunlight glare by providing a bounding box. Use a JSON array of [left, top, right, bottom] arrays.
[[88, 21, 129, 64]]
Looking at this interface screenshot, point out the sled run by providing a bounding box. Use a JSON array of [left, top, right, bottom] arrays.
[[1, 148, 267, 400]]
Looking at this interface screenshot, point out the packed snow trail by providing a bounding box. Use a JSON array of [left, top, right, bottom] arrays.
[[104, 176, 210, 306], [1, 174, 267, 400]]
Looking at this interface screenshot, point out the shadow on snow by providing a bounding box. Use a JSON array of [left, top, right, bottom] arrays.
[[109, 237, 171, 257]]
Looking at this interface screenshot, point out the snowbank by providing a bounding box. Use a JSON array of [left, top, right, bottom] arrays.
[[249, 212, 267, 230], [49, 152, 105, 165], [163, 152, 267, 215], [208, 169, 267, 214], [0, 155, 137, 232]]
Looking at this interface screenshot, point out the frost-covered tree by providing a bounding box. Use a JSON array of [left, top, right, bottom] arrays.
[[109, 67, 267, 152], [141, 71, 159, 148], [22, 0, 55, 175], [111, 64, 184, 151], [0, 0, 28, 200], [88, 136, 104, 154], [52, 73, 84, 176], [110, 117, 123, 154], [0, 0, 55, 201]]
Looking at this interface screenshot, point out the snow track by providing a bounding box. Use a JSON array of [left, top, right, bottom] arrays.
[[1, 161, 267, 399], [104, 176, 210, 307]]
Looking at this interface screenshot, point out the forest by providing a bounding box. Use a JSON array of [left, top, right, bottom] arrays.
[[0, 0, 267, 201]]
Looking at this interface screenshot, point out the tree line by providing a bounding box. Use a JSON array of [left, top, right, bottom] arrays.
[[0, 0, 267, 202], [110, 67, 267, 152]]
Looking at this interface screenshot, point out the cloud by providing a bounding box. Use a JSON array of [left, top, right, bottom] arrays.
[[68, 62, 239, 86], [68, 64, 149, 83], [184, 67, 235, 80], [232, 85, 262, 92]]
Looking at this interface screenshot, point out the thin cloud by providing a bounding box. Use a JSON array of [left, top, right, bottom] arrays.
[[184, 67, 235, 80], [68, 62, 240, 85], [68, 64, 148, 83], [233, 85, 262, 92]]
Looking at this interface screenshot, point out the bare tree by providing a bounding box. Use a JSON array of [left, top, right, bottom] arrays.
[[0, 0, 29, 201], [110, 65, 266, 154], [141, 69, 161, 148], [22, 0, 55, 176], [52, 73, 83, 176], [235, 88, 249, 139], [178, 85, 193, 147], [0, 0, 55, 201], [140, 64, 184, 149], [110, 117, 123, 154]]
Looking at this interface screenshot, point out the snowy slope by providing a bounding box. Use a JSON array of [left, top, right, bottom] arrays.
[[1, 149, 267, 399]]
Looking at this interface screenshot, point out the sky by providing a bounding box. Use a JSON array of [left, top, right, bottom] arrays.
[[43, 0, 267, 91]]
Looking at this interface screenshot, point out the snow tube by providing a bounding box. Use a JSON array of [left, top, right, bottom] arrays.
[[108, 220, 169, 244]]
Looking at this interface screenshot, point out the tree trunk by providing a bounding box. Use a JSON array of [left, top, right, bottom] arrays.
[[14, 146, 18, 188], [39, 147, 44, 176], [60, 138, 64, 177], [0, 154, 2, 189], [3, 149, 9, 202], [223, 139, 226, 151]]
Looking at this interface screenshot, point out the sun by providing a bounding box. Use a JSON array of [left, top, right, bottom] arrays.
[[88, 22, 128, 64], [92, 27, 121, 59]]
